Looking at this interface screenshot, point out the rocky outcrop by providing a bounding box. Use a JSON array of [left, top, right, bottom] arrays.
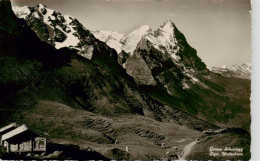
[[125, 50, 156, 85]]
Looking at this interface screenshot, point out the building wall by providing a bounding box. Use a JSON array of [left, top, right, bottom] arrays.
[[33, 137, 46, 152], [7, 137, 46, 153], [19, 140, 32, 152], [10, 143, 19, 152]]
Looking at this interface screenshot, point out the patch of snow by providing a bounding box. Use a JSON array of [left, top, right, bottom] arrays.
[[80, 45, 94, 60], [121, 25, 152, 55], [186, 73, 199, 84], [42, 8, 55, 25], [92, 30, 112, 42], [32, 12, 41, 19], [170, 51, 181, 61], [92, 25, 151, 55], [64, 15, 73, 25], [55, 27, 79, 49], [182, 81, 190, 89], [12, 6, 31, 19], [221, 65, 227, 69], [53, 15, 80, 49], [92, 30, 124, 53]]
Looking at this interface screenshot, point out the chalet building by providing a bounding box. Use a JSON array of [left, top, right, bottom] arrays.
[[0, 123, 17, 145], [0, 124, 46, 153]]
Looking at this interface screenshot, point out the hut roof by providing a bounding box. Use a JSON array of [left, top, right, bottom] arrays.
[[1, 124, 29, 141], [0, 123, 17, 135]]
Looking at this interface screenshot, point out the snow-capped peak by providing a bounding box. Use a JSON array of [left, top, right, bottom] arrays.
[[144, 20, 180, 61], [160, 20, 175, 33], [231, 63, 251, 73], [92, 30, 124, 42], [92, 25, 152, 55], [92, 30, 125, 53], [130, 25, 152, 36], [121, 25, 152, 54], [13, 4, 81, 51], [211, 63, 251, 79], [92, 21, 180, 61]]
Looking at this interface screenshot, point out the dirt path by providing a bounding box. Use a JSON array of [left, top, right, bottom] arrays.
[[179, 140, 197, 160]]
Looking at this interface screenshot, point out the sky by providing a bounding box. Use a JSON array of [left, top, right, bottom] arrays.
[[11, 0, 252, 68]]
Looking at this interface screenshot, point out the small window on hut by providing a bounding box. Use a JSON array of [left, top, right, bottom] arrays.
[[39, 141, 45, 148]]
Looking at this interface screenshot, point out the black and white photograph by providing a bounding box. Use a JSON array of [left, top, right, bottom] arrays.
[[0, 0, 253, 160]]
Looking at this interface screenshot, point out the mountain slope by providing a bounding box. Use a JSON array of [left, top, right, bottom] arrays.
[[2, 1, 166, 124], [1, 1, 218, 159], [0, 1, 251, 160], [12, 4, 251, 132], [126, 21, 251, 132], [1, 0, 221, 134]]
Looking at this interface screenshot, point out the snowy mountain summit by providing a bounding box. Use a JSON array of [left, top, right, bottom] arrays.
[[12, 4, 99, 59], [211, 63, 251, 80], [12, 4, 208, 90], [13, 4, 81, 49], [92, 20, 180, 59], [143, 20, 181, 61], [92, 25, 152, 55], [13, 4, 182, 65]]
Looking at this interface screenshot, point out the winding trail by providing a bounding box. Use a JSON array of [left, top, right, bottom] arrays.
[[179, 140, 197, 160]]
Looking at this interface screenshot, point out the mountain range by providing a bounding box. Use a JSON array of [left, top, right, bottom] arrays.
[[0, 1, 251, 160], [12, 1, 251, 137], [211, 63, 251, 80]]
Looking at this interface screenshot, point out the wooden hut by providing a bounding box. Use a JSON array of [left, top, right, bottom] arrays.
[[0, 123, 17, 146], [1, 124, 46, 153]]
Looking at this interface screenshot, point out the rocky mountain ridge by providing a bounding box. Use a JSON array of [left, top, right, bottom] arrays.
[[12, 4, 106, 60], [13, 5, 207, 93], [0, 0, 251, 159], [211, 63, 251, 80], [12, 3, 251, 133], [92, 25, 151, 55], [1, 0, 221, 133]]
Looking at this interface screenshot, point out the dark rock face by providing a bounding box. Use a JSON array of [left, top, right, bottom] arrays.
[[117, 50, 129, 66], [172, 25, 207, 72], [53, 28, 66, 42], [0, 0, 19, 34], [26, 17, 50, 42], [125, 50, 157, 85]]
